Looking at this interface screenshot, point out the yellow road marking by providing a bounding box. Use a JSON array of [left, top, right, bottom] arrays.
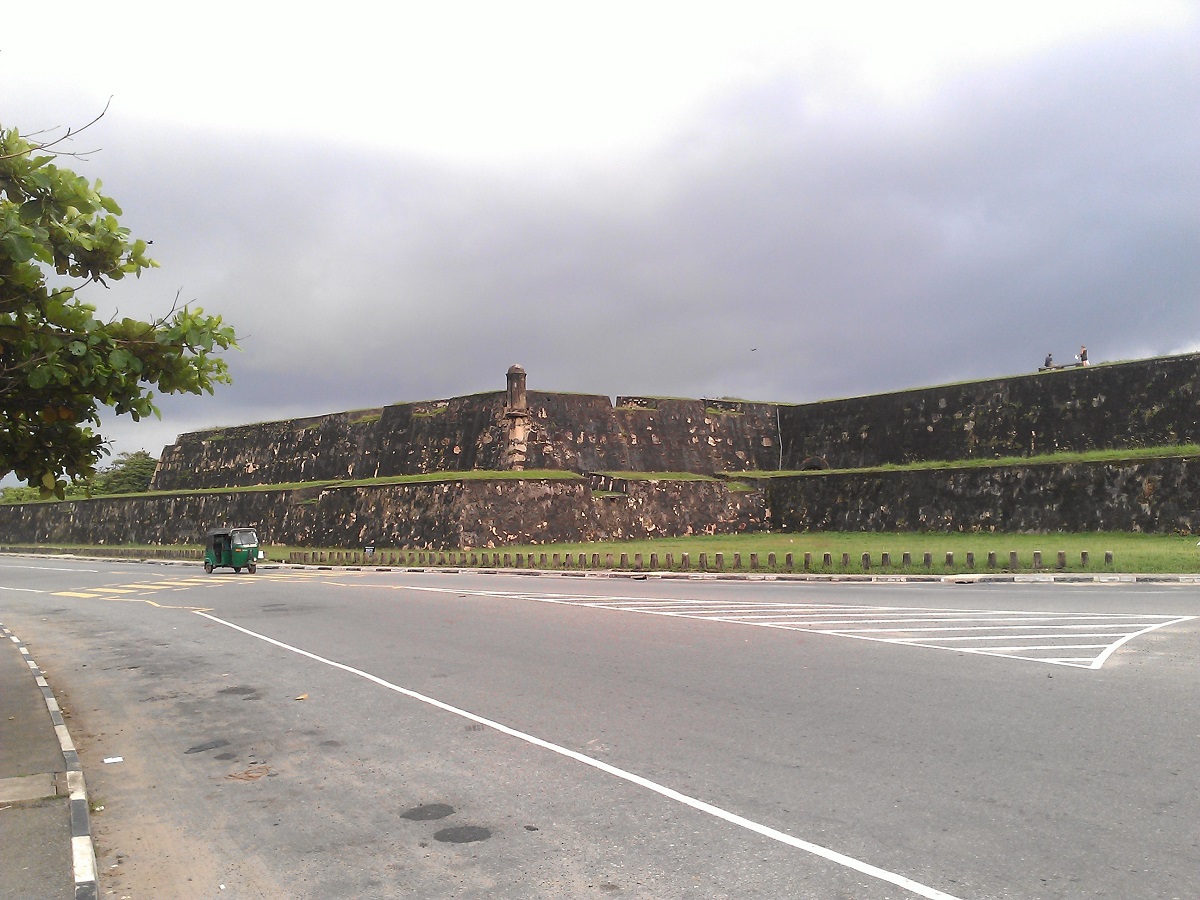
[[53, 591, 101, 598], [104, 596, 213, 611]]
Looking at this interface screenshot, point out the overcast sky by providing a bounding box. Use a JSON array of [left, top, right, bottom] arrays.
[[3, 1, 1197, 469]]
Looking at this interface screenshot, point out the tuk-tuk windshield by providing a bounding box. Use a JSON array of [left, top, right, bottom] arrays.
[[231, 529, 258, 547]]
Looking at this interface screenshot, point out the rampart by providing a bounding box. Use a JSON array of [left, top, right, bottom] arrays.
[[0, 478, 765, 548], [3, 354, 1199, 547], [4, 455, 1199, 548], [151, 354, 1200, 491], [778, 353, 1200, 468], [767, 456, 1200, 534], [150, 389, 782, 490]]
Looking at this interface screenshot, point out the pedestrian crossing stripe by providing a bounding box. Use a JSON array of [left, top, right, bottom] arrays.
[[405, 587, 1196, 670]]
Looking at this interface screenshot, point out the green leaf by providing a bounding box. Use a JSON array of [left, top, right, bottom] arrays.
[[4, 233, 37, 262], [0, 122, 237, 490]]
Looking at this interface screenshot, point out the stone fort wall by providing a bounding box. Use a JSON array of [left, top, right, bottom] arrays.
[[3, 354, 1198, 547], [5, 456, 1200, 547], [151, 353, 1200, 491], [0, 478, 766, 549], [778, 353, 1200, 469]]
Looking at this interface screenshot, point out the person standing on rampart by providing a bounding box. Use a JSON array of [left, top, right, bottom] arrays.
[[1078, 345, 1089, 366]]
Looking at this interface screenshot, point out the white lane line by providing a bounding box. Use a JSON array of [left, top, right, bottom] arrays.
[[755, 615, 1165, 627], [0, 585, 46, 593], [1089, 620, 1188, 669], [394, 585, 1197, 670], [961, 644, 1110, 652], [194, 611, 962, 900], [824, 622, 1161, 634], [903, 633, 1132, 643], [0, 563, 99, 572]]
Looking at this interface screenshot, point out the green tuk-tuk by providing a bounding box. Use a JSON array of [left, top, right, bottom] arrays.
[[204, 527, 261, 574]]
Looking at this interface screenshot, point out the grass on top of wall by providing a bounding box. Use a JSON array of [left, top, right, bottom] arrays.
[[0, 470, 585, 504], [592, 472, 721, 481], [759, 444, 1200, 478]]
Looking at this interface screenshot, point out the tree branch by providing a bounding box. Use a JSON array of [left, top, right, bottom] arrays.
[[0, 99, 112, 161]]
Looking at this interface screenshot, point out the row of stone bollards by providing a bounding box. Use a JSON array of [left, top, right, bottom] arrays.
[[287, 548, 1115, 572]]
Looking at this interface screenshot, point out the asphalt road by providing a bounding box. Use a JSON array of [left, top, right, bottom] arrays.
[[1, 558, 1198, 899]]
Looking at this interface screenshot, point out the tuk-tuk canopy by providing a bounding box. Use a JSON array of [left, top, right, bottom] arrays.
[[208, 527, 258, 547]]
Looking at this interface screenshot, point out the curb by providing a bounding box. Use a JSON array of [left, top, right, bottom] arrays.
[[274, 564, 1200, 584], [4, 551, 1200, 584], [0, 624, 97, 900]]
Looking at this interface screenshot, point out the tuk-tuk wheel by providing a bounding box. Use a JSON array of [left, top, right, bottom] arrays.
[[234, 566, 242, 574], [248, 564, 257, 574], [204, 561, 213, 574]]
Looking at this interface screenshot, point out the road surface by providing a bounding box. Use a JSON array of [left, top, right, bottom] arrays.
[[2, 558, 1198, 898]]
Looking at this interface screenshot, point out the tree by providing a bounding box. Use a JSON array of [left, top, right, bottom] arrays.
[[0, 449, 157, 503], [0, 121, 237, 497], [91, 449, 158, 494]]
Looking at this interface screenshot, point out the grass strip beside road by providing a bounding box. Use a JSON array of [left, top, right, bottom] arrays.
[[7, 532, 1199, 574]]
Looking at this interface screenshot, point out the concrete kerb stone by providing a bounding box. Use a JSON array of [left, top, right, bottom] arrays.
[[0, 623, 97, 900], [2, 550, 1196, 586]]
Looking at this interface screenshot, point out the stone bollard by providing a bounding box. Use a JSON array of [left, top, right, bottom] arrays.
[[607, 553, 616, 568], [922, 552, 932, 569], [470, 553, 478, 566], [1009, 551, 1019, 569], [881, 552, 891, 568], [715, 553, 724, 571], [841, 553, 850, 568], [539, 553, 547, 568], [634, 553, 642, 570], [504, 553, 512, 567], [1081, 550, 1089, 568], [418, 552, 425, 565], [1057, 551, 1066, 570], [515, 553, 524, 568], [681, 553, 689, 571], [802, 552, 810, 570], [861, 552, 870, 570], [822, 552, 833, 568], [785, 552, 793, 570], [591, 553, 600, 568], [767, 552, 776, 569], [733, 553, 743, 570], [1032, 551, 1042, 569], [902, 551, 912, 567], [438, 553, 447, 566], [945, 552, 953, 568], [553, 553, 560, 568], [1104, 550, 1114, 567], [619, 553, 629, 569], [966, 552, 975, 569], [664, 553, 673, 569], [649, 553, 658, 570], [750, 553, 759, 570]]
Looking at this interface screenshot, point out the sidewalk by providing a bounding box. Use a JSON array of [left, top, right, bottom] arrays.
[[0, 623, 96, 900]]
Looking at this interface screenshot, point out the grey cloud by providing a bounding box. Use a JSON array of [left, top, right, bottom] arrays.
[[35, 23, 1200, 461]]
